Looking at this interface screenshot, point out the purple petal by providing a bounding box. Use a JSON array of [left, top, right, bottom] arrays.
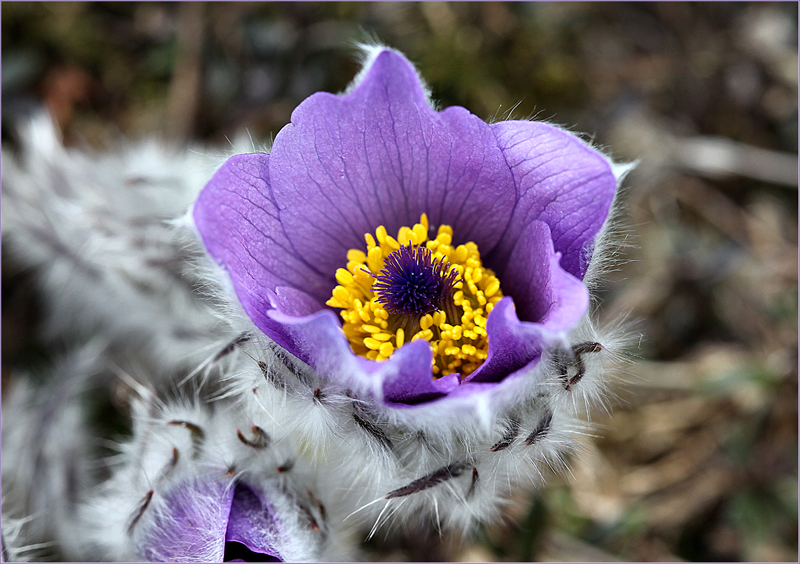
[[136, 478, 234, 562], [267, 306, 458, 405], [268, 49, 518, 279], [490, 120, 616, 279], [224, 484, 284, 561], [263, 306, 423, 402], [270, 285, 323, 318], [193, 153, 328, 348], [375, 339, 446, 404], [498, 220, 589, 328], [466, 221, 589, 384]]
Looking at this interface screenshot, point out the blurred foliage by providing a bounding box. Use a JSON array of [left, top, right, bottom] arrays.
[[2, 2, 797, 562]]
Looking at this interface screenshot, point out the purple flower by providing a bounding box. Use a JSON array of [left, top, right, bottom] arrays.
[[135, 478, 287, 562], [193, 48, 617, 409]]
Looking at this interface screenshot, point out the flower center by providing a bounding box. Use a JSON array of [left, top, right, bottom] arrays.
[[372, 244, 459, 317], [326, 214, 505, 378]]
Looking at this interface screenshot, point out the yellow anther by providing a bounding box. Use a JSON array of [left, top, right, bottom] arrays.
[[420, 314, 433, 330], [412, 222, 427, 243], [397, 226, 412, 246], [484, 278, 500, 297], [395, 328, 405, 347], [365, 233, 377, 249], [454, 244, 468, 263], [379, 342, 394, 357], [375, 225, 388, 244], [347, 249, 367, 263], [354, 267, 373, 285], [335, 268, 354, 286], [372, 332, 392, 342], [326, 289, 347, 308], [352, 299, 370, 323], [444, 346, 461, 357], [362, 324, 381, 334], [363, 338, 382, 350], [384, 234, 400, 250], [367, 246, 383, 274]]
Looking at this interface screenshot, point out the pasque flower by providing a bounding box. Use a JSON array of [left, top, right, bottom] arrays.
[[193, 47, 618, 411]]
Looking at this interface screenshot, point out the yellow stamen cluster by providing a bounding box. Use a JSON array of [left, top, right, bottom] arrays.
[[326, 214, 504, 378]]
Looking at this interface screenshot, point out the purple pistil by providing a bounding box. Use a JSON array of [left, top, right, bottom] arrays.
[[372, 245, 460, 317]]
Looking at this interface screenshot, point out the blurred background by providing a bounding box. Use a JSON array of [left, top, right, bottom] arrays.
[[2, 2, 797, 561]]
